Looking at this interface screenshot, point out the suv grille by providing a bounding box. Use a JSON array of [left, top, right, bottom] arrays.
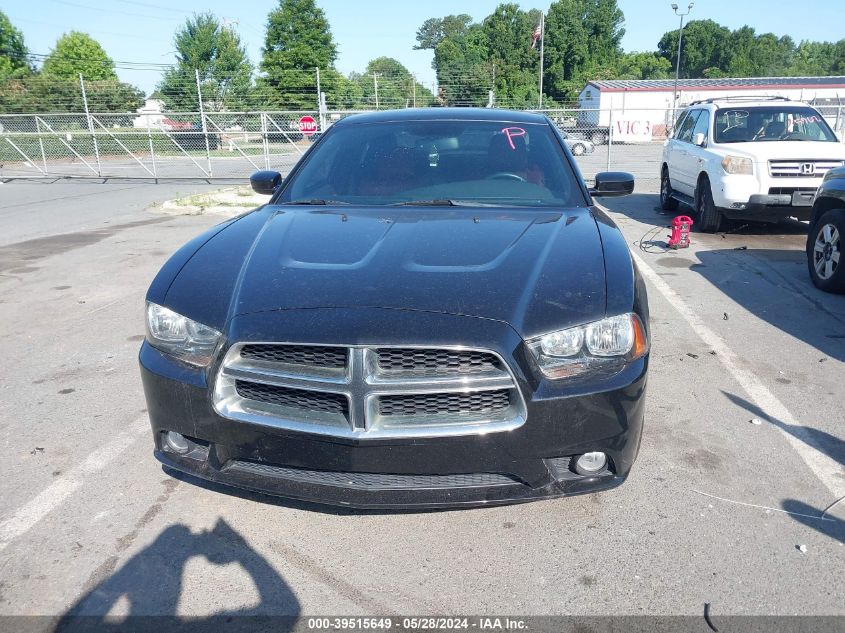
[[235, 380, 349, 417], [214, 344, 525, 439], [376, 348, 501, 375], [240, 344, 347, 368], [379, 390, 511, 416], [769, 160, 843, 178]]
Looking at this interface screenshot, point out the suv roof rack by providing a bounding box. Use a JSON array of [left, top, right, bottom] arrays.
[[688, 95, 792, 106]]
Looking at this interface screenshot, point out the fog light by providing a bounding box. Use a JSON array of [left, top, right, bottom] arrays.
[[164, 431, 190, 454], [574, 451, 607, 475]]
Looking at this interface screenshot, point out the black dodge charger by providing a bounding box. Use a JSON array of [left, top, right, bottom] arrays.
[[140, 108, 649, 509]]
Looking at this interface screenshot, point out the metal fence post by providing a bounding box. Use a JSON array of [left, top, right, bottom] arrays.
[[146, 118, 158, 182], [261, 112, 270, 169], [34, 116, 48, 175], [606, 106, 614, 172], [79, 74, 101, 177], [195, 69, 213, 177]]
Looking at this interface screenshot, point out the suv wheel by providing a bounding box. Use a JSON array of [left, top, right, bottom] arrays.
[[591, 130, 608, 145], [807, 209, 845, 293], [571, 143, 586, 156], [695, 178, 722, 233], [660, 167, 678, 211]]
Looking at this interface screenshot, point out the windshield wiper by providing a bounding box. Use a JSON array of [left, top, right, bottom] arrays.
[[282, 199, 351, 205], [390, 199, 505, 207]]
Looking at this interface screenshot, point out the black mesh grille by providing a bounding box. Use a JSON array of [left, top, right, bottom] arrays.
[[231, 461, 521, 489], [236, 380, 348, 417], [376, 348, 502, 375], [240, 344, 347, 368], [378, 390, 510, 417]]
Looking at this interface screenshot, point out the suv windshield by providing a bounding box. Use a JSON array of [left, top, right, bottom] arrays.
[[714, 106, 837, 143], [282, 120, 585, 207]]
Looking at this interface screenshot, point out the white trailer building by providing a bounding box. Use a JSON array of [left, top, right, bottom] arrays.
[[577, 76, 845, 142]]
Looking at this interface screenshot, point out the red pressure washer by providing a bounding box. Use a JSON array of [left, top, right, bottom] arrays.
[[667, 215, 693, 249]]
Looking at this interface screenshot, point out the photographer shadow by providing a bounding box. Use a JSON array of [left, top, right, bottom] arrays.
[[56, 519, 300, 632]]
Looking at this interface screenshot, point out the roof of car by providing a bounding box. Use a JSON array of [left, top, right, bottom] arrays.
[[334, 108, 549, 126], [687, 98, 813, 109], [587, 76, 845, 92]]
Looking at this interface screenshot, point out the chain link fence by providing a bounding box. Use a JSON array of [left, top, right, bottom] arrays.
[[2, 106, 685, 191]]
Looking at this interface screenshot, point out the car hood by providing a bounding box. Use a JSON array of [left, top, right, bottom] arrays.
[[168, 205, 608, 339]]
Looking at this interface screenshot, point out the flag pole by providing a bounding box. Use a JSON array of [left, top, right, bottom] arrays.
[[538, 11, 545, 109]]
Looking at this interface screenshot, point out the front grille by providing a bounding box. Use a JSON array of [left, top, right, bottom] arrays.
[[240, 343, 347, 368], [769, 160, 843, 178], [376, 348, 501, 375], [235, 380, 349, 417], [230, 461, 521, 489], [379, 390, 511, 417], [214, 343, 526, 438]]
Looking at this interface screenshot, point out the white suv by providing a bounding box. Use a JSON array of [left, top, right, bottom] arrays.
[[660, 97, 845, 232]]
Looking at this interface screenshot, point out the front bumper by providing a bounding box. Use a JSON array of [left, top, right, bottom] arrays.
[[140, 309, 647, 510], [712, 174, 817, 219]]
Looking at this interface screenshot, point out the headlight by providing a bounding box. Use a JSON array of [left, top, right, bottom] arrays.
[[721, 155, 753, 175], [527, 313, 648, 379], [145, 302, 222, 366]]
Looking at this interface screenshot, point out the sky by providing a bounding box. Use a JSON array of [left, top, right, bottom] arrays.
[[3, 0, 845, 95]]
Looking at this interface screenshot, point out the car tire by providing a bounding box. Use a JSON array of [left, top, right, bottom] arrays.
[[660, 167, 678, 211], [807, 209, 845, 293], [591, 131, 608, 145], [695, 177, 722, 233], [571, 143, 585, 156]]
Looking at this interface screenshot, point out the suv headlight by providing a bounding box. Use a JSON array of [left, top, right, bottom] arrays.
[[721, 155, 753, 175], [527, 313, 648, 379], [145, 302, 222, 366]]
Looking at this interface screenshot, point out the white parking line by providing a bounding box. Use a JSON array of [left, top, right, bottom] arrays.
[[629, 249, 845, 498], [0, 418, 148, 552]]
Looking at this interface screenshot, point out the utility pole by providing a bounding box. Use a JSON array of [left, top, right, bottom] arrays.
[[372, 73, 380, 109], [315, 67, 321, 110], [537, 11, 545, 110], [412, 74, 416, 108], [671, 3, 694, 112]]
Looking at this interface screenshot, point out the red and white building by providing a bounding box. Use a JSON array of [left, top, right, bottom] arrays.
[[577, 76, 845, 141]]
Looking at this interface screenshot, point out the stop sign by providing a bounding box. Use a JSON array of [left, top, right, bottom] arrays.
[[298, 115, 318, 136]]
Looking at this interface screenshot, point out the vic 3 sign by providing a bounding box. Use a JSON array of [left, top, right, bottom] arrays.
[[613, 119, 653, 143], [298, 116, 318, 136]]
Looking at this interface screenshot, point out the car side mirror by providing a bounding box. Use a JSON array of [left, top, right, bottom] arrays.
[[589, 171, 635, 197], [250, 170, 282, 195], [693, 132, 706, 147]]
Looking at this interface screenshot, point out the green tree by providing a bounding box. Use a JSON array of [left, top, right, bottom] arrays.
[[259, 0, 337, 109], [433, 24, 492, 107], [355, 57, 434, 108], [543, 0, 624, 103], [0, 76, 142, 113], [616, 51, 672, 79], [157, 13, 253, 111], [42, 31, 116, 80], [482, 4, 541, 108], [414, 14, 473, 50], [0, 10, 33, 79], [657, 19, 731, 78], [789, 40, 837, 76]]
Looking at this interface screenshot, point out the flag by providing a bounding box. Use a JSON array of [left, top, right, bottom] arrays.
[[531, 23, 542, 49]]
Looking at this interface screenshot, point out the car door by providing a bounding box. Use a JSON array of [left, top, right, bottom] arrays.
[[672, 110, 702, 196], [666, 111, 689, 187], [685, 109, 711, 193]]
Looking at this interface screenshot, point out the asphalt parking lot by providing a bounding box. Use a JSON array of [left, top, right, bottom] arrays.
[[0, 180, 843, 624]]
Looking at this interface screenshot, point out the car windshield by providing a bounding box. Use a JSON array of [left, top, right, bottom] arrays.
[[281, 119, 586, 207], [714, 106, 837, 143]]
